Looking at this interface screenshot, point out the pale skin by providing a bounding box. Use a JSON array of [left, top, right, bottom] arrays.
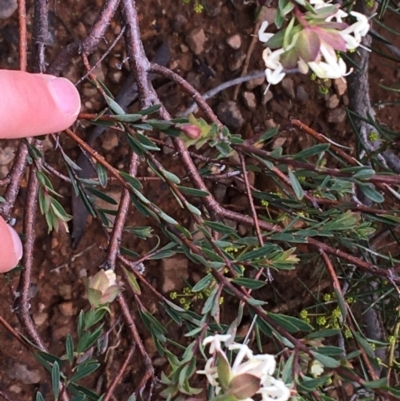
[[0, 70, 81, 273]]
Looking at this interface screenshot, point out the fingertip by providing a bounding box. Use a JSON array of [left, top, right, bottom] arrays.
[[0, 70, 81, 139], [45, 75, 81, 119], [0, 218, 23, 273]]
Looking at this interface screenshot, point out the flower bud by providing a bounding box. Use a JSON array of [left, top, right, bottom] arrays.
[[180, 124, 201, 139], [85, 269, 120, 308]]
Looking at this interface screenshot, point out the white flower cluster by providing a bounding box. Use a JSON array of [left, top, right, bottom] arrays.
[[259, 0, 370, 85], [197, 334, 291, 401]]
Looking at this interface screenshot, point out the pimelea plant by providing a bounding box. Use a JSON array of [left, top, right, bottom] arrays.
[[2, 0, 400, 401], [258, 0, 370, 87], [197, 334, 291, 401]]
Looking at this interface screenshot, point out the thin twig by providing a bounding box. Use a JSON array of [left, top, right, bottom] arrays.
[[76, 26, 126, 86], [104, 152, 139, 269], [18, 0, 27, 71], [15, 162, 46, 349], [32, 0, 49, 73], [182, 70, 265, 117], [239, 154, 263, 246], [47, 0, 121, 75], [102, 346, 135, 401], [117, 294, 155, 396]]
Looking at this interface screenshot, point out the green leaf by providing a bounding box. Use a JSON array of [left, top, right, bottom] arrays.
[[123, 267, 141, 295], [216, 352, 231, 391], [62, 153, 82, 171], [306, 328, 341, 340], [363, 378, 388, 389], [293, 144, 330, 159], [157, 209, 178, 225], [288, 169, 304, 200], [77, 325, 104, 353], [36, 392, 45, 401], [136, 132, 160, 150], [145, 119, 172, 130], [191, 274, 213, 292], [161, 303, 182, 325], [70, 362, 100, 382], [162, 169, 181, 184], [231, 277, 267, 290], [353, 331, 376, 358], [70, 395, 86, 401], [52, 361, 60, 400], [358, 183, 384, 203], [282, 353, 295, 384], [132, 187, 150, 204], [78, 311, 84, 338], [256, 126, 280, 144], [125, 225, 153, 239], [237, 244, 276, 262], [177, 186, 209, 197], [186, 202, 202, 216], [247, 298, 267, 306], [96, 163, 108, 188], [202, 287, 217, 314], [85, 187, 118, 205], [104, 95, 125, 115], [67, 383, 100, 401], [297, 376, 328, 391], [269, 313, 313, 333], [334, 287, 347, 320], [352, 168, 375, 180], [141, 311, 168, 334], [66, 334, 74, 364], [204, 221, 238, 236], [135, 104, 161, 116], [311, 351, 340, 368], [126, 134, 146, 155], [119, 171, 142, 190], [120, 246, 140, 259], [36, 351, 64, 366], [314, 346, 343, 356], [113, 114, 142, 122]]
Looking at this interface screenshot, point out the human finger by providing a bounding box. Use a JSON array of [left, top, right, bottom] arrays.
[[0, 217, 23, 273], [0, 70, 81, 139]]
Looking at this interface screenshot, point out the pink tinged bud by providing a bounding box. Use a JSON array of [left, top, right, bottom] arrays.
[[86, 270, 120, 307], [180, 124, 202, 139]]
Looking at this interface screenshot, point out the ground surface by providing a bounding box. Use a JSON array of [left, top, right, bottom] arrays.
[[0, 0, 400, 399]]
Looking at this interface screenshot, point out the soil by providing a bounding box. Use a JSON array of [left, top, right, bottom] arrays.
[[0, 0, 400, 400]]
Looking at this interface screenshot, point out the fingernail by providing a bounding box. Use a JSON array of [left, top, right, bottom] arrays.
[[6, 225, 23, 263], [48, 77, 81, 117]]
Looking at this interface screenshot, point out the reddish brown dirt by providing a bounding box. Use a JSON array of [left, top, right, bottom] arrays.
[[0, 0, 400, 399]]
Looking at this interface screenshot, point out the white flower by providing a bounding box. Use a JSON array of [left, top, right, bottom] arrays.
[[262, 47, 286, 70], [202, 334, 232, 354], [262, 47, 286, 85], [258, 377, 291, 401], [196, 357, 219, 386], [308, 43, 351, 79], [198, 335, 290, 401], [348, 11, 370, 38], [258, 21, 274, 43], [265, 65, 286, 85], [339, 11, 370, 49], [229, 343, 276, 378]]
